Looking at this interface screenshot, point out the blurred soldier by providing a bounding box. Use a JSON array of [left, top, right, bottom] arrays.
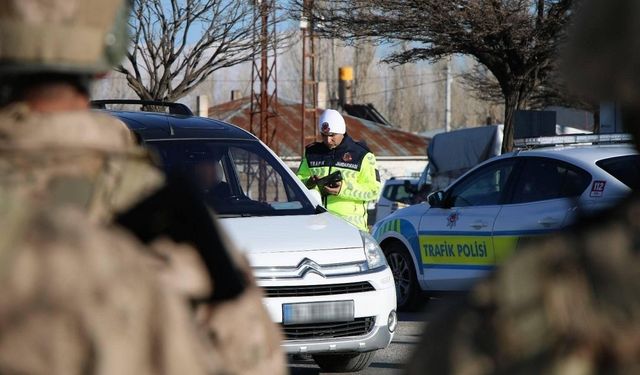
[[0, 0, 285, 374], [0, 196, 216, 374], [406, 1, 640, 374]]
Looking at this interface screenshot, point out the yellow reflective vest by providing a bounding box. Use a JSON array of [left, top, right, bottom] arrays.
[[296, 135, 380, 231]]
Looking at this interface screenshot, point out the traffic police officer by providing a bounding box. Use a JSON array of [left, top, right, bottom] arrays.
[[297, 109, 381, 231]]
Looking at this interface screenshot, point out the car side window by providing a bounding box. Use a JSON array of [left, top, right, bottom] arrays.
[[511, 157, 591, 204], [447, 159, 516, 207], [229, 146, 290, 202], [382, 183, 414, 203], [381, 185, 396, 201], [596, 155, 640, 189], [394, 185, 414, 203]]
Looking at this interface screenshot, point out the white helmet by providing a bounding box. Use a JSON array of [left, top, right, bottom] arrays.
[[318, 109, 346, 134]]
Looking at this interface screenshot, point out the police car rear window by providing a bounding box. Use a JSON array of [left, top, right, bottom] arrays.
[[511, 157, 591, 204], [596, 155, 640, 189]]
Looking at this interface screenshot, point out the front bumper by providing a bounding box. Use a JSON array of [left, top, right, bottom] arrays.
[[259, 266, 397, 354], [282, 321, 393, 354]]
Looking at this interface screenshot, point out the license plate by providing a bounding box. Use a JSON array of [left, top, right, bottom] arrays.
[[282, 300, 354, 325]]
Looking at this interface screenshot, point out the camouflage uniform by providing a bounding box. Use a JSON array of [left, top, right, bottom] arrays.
[[0, 103, 286, 374], [0, 0, 285, 373], [406, 202, 640, 374], [0, 103, 164, 220], [0, 199, 216, 375], [201, 256, 288, 375], [407, 1, 640, 374]]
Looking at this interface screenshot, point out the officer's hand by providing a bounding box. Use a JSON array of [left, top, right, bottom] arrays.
[[306, 175, 320, 188], [323, 181, 341, 195]]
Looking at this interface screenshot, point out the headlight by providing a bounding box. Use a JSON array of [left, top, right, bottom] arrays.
[[360, 231, 387, 270]]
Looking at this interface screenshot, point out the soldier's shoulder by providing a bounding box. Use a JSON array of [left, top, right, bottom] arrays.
[[0, 104, 141, 153]]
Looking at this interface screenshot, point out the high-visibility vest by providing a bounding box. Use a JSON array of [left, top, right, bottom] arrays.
[[297, 135, 380, 231]]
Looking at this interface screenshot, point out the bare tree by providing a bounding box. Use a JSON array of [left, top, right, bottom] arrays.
[[117, 0, 269, 104], [291, 0, 574, 151], [526, 61, 599, 125], [463, 58, 596, 123]]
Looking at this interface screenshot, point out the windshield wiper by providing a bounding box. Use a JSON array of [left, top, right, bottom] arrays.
[[216, 212, 255, 218]]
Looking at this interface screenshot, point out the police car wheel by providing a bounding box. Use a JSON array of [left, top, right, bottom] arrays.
[[384, 243, 420, 311]]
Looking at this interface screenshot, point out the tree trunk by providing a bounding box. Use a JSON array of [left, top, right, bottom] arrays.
[[593, 107, 600, 133], [501, 91, 521, 153]]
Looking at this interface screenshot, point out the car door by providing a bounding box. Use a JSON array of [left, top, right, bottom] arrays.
[[375, 183, 396, 222], [418, 158, 519, 291], [493, 156, 592, 264]]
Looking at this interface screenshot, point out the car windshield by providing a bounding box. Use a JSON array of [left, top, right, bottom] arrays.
[[147, 139, 317, 217], [596, 154, 640, 189]]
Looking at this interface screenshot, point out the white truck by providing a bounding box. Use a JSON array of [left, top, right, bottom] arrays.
[[418, 125, 503, 194]]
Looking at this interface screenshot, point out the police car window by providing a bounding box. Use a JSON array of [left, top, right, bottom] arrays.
[[596, 155, 640, 189], [447, 159, 516, 207], [511, 157, 591, 204]]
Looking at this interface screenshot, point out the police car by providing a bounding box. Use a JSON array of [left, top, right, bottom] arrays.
[[93, 100, 397, 373], [372, 134, 639, 310]]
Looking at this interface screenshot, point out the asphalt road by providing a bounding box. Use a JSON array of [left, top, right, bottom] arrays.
[[288, 297, 456, 375]]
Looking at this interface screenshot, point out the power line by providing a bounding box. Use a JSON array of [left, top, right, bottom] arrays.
[[351, 74, 465, 100], [102, 72, 443, 83], [100, 72, 466, 99]]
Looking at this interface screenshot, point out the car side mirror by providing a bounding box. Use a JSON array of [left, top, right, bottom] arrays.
[[308, 188, 323, 207], [427, 190, 446, 208]]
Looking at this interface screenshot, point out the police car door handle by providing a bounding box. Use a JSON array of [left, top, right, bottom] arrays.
[[470, 221, 488, 229], [538, 217, 559, 227]]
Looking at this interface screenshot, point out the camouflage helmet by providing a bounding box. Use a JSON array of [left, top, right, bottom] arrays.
[[0, 0, 130, 76]]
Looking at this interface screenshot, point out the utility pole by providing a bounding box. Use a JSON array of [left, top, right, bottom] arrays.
[[444, 56, 452, 132], [250, 0, 278, 149], [300, 0, 318, 157], [250, 0, 278, 201]]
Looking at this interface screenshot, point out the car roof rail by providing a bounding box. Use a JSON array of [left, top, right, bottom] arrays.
[[90, 99, 194, 116], [514, 133, 633, 149]]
